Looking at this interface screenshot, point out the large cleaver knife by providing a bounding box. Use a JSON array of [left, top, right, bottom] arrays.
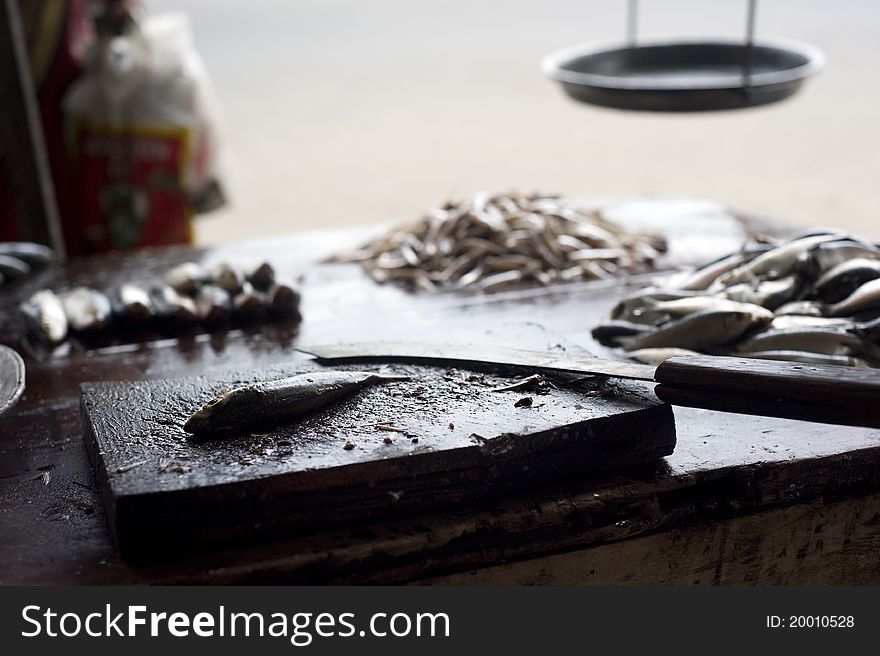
[[300, 342, 880, 428]]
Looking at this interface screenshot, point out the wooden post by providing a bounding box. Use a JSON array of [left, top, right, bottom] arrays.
[[0, 0, 67, 260]]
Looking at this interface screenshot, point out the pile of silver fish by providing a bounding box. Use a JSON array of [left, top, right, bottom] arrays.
[[0, 242, 54, 287], [331, 191, 667, 292], [19, 260, 300, 346], [593, 229, 880, 368]]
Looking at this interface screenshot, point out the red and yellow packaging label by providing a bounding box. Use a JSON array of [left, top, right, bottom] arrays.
[[70, 123, 194, 253]]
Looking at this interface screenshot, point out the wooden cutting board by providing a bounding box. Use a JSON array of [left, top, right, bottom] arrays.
[[81, 354, 675, 558]]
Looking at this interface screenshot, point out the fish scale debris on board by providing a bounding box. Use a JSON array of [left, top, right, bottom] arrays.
[[328, 191, 667, 292], [592, 228, 880, 367]]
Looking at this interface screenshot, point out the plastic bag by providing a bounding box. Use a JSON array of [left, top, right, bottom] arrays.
[[63, 11, 227, 253]]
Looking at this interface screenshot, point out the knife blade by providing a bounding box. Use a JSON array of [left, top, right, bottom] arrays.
[[299, 342, 657, 380], [299, 342, 880, 428]]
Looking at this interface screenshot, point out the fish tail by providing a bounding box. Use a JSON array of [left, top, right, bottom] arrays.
[[368, 373, 410, 383], [616, 336, 637, 350]]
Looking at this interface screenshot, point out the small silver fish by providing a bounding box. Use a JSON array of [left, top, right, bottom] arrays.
[[195, 285, 232, 323], [788, 227, 849, 240], [245, 261, 276, 291], [631, 297, 762, 325], [61, 287, 112, 332], [184, 371, 409, 437], [150, 285, 198, 323], [164, 262, 206, 296], [19, 289, 68, 344], [479, 270, 523, 293], [210, 262, 245, 295], [853, 317, 880, 344], [736, 327, 868, 357], [737, 350, 870, 368], [669, 243, 771, 291], [723, 275, 801, 310], [233, 281, 266, 316], [770, 315, 851, 331], [814, 258, 880, 303], [456, 265, 485, 288], [828, 278, 880, 317], [568, 248, 622, 263], [619, 307, 772, 351], [485, 254, 543, 273], [609, 288, 706, 323], [627, 347, 702, 366], [720, 234, 836, 285], [774, 300, 824, 317], [591, 319, 653, 346], [111, 284, 155, 323], [266, 281, 301, 317], [803, 238, 880, 277]]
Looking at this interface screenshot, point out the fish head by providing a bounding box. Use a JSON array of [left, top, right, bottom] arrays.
[[609, 298, 634, 320], [717, 267, 754, 288], [184, 385, 263, 435], [721, 308, 771, 340], [721, 311, 752, 335], [746, 304, 775, 327], [855, 316, 880, 344]]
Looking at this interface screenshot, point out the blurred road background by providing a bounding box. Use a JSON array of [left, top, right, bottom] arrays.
[[149, 0, 880, 243]]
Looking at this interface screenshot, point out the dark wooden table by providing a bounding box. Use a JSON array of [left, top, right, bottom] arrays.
[[3, 199, 880, 585]]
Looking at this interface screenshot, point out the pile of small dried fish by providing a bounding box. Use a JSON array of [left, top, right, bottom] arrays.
[[19, 260, 300, 346], [331, 191, 666, 292], [592, 229, 880, 368]]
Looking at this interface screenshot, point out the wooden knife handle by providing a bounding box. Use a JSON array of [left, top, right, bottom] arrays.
[[653, 355, 880, 428]]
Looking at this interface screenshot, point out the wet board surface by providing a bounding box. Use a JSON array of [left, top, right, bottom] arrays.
[[81, 357, 675, 557], [13, 196, 860, 584]]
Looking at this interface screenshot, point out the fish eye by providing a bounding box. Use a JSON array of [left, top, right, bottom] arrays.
[[206, 393, 233, 412]]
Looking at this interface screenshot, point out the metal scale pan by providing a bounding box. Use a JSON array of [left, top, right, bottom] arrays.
[[543, 0, 824, 112], [0, 345, 25, 417]]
